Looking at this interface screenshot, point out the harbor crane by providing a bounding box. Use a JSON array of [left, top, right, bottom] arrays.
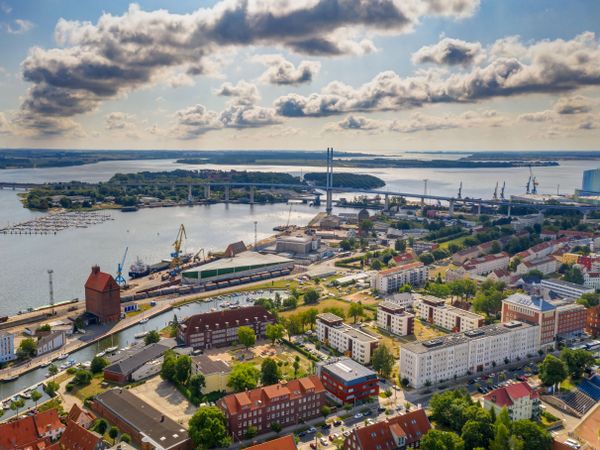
[[493, 182, 499, 201], [115, 247, 128, 287], [529, 165, 539, 195], [193, 248, 205, 263], [500, 182, 506, 200], [170, 224, 187, 274], [457, 182, 463, 199]]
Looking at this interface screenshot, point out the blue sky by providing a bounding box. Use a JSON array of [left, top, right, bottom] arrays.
[[0, 0, 599, 151]]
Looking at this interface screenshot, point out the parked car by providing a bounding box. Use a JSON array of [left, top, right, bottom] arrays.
[[310, 443, 317, 449], [322, 423, 332, 430], [343, 431, 351, 438], [334, 420, 342, 427], [363, 410, 372, 416], [354, 413, 363, 419], [320, 437, 329, 446]]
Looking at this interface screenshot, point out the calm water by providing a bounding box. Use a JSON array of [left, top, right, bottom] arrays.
[[0, 157, 597, 315]]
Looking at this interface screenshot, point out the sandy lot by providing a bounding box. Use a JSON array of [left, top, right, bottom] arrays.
[[130, 375, 197, 426], [574, 403, 600, 448]]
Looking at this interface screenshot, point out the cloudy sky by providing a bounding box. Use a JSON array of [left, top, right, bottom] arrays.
[[0, 0, 599, 152]]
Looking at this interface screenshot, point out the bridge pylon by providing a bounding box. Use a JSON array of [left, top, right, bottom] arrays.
[[326, 147, 333, 215]]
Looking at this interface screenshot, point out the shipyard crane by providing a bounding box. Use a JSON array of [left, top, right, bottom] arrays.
[[170, 224, 187, 274], [529, 165, 539, 195], [500, 182, 506, 200], [493, 182, 499, 201], [193, 248, 205, 263], [526, 175, 532, 194], [115, 246, 128, 287], [286, 204, 293, 228], [457, 182, 463, 199]]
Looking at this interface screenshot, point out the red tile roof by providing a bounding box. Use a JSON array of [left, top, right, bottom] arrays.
[[179, 306, 274, 339], [245, 435, 297, 450], [59, 420, 104, 450], [220, 376, 325, 415], [34, 409, 64, 437], [349, 409, 431, 450], [378, 261, 424, 276], [483, 382, 539, 407], [0, 416, 46, 449], [84, 266, 119, 293], [67, 405, 95, 430]]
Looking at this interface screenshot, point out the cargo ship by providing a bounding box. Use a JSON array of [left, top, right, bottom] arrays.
[[129, 253, 194, 279], [129, 257, 150, 278]]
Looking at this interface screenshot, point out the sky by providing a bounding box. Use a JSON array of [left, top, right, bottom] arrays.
[[0, 0, 599, 152]]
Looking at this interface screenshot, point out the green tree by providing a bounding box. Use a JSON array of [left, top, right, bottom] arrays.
[[563, 266, 584, 285], [578, 292, 600, 308], [237, 326, 256, 348], [371, 344, 395, 379], [303, 288, 320, 304], [560, 348, 595, 379], [144, 330, 160, 345], [320, 405, 331, 417], [10, 398, 25, 417], [301, 308, 319, 330], [419, 253, 435, 265], [265, 323, 285, 344], [511, 420, 552, 450], [108, 426, 119, 441], [271, 422, 282, 433], [489, 423, 510, 450], [429, 389, 473, 433], [539, 354, 568, 387], [44, 380, 59, 397], [228, 363, 260, 392], [161, 351, 177, 381], [245, 426, 258, 439], [91, 356, 109, 374], [94, 419, 108, 435], [188, 374, 206, 398], [74, 369, 93, 386], [348, 302, 365, 323], [175, 354, 192, 384], [395, 240, 407, 252], [261, 358, 281, 385], [420, 430, 464, 450], [120, 434, 132, 444], [461, 420, 493, 450], [188, 406, 231, 450], [17, 338, 37, 359], [31, 390, 42, 407], [359, 220, 374, 234], [48, 364, 58, 376]]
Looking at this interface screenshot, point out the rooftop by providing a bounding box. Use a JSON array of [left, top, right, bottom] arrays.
[[319, 357, 377, 383], [541, 278, 594, 291], [379, 301, 407, 313], [104, 342, 170, 376], [182, 251, 293, 274], [191, 354, 231, 375], [245, 435, 297, 450], [94, 389, 189, 450], [503, 293, 556, 312], [401, 321, 536, 354], [483, 381, 539, 407], [378, 261, 424, 277], [351, 409, 431, 450], [179, 305, 274, 337], [59, 420, 105, 450]]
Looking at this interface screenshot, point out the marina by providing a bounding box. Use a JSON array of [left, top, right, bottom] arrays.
[[0, 210, 114, 235]]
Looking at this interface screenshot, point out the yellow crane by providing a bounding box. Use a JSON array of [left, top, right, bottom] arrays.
[[170, 224, 187, 274]]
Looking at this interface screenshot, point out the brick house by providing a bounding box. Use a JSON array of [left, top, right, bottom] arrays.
[[85, 266, 121, 323]]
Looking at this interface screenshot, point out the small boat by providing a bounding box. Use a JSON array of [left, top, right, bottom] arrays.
[[81, 361, 92, 369], [40, 361, 51, 368], [20, 390, 31, 399], [95, 351, 106, 358], [134, 331, 149, 339], [56, 353, 69, 360], [1, 374, 19, 382], [139, 318, 149, 324], [229, 304, 240, 309], [220, 302, 230, 308], [106, 345, 119, 353]]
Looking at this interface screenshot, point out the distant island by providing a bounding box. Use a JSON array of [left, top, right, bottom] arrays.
[[22, 169, 386, 210], [0, 148, 560, 171], [410, 150, 600, 161]]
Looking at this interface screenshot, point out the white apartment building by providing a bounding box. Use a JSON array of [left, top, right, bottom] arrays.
[[0, 332, 16, 363], [539, 278, 594, 300], [516, 256, 558, 276], [462, 252, 510, 276], [482, 382, 541, 421], [377, 302, 415, 336], [399, 321, 539, 388], [316, 313, 379, 364], [35, 330, 66, 356], [583, 271, 600, 289], [415, 296, 485, 332], [371, 261, 428, 294]]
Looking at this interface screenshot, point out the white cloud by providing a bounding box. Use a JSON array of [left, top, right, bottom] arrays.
[[412, 38, 483, 66], [3, 19, 34, 34], [254, 54, 321, 86]]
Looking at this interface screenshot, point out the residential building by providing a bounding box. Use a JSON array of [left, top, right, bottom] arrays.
[[511, 214, 544, 231], [462, 252, 509, 276], [316, 357, 379, 403], [103, 343, 171, 384], [386, 293, 416, 309], [586, 305, 600, 337], [217, 376, 326, 439], [316, 313, 379, 364], [414, 296, 485, 332], [92, 388, 191, 450], [540, 278, 594, 300], [515, 256, 558, 276], [0, 332, 16, 363], [411, 241, 438, 255], [452, 246, 481, 265], [67, 404, 96, 430], [36, 330, 66, 356], [59, 420, 107, 450], [245, 435, 297, 450], [191, 354, 232, 393], [501, 293, 558, 346], [177, 306, 275, 349], [371, 262, 428, 294], [515, 238, 568, 262], [482, 382, 541, 421], [377, 302, 414, 336], [343, 409, 431, 450], [0, 416, 48, 450], [275, 235, 320, 255], [34, 408, 66, 441], [501, 293, 587, 345], [85, 265, 121, 323], [399, 321, 539, 388], [583, 271, 600, 289], [582, 168, 600, 194]]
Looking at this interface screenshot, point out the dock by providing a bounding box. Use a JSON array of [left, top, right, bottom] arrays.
[[0, 211, 114, 235]]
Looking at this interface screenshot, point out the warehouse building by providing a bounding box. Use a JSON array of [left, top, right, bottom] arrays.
[[85, 265, 121, 323], [103, 343, 171, 384], [275, 235, 320, 255], [181, 252, 294, 285], [177, 306, 275, 349], [92, 389, 191, 450], [399, 321, 539, 388], [316, 357, 379, 403]]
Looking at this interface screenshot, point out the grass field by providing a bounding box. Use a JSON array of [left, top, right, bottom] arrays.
[[279, 297, 358, 319], [414, 320, 448, 340], [227, 342, 314, 380], [71, 374, 109, 401]]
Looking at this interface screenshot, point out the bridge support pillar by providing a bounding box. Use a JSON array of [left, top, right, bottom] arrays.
[[250, 186, 255, 204], [583, 212, 589, 223], [477, 201, 482, 215], [204, 184, 211, 199], [507, 204, 512, 217], [326, 147, 333, 215], [225, 185, 230, 203], [449, 200, 454, 216], [384, 194, 390, 211]]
